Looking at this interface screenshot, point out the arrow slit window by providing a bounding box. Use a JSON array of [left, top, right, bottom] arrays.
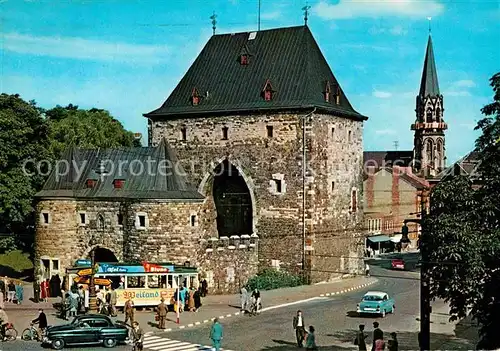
[[79, 212, 87, 226]]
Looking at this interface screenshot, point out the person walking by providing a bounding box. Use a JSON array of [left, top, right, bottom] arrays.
[[365, 263, 370, 277], [194, 288, 202, 312], [210, 317, 223, 351], [15, 282, 23, 305], [240, 286, 248, 312], [371, 322, 384, 351], [304, 326, 317, 350], [156, 298, 168, 330], [201, 279, 208, 297], [83, 286, 89, 313], [131, 321, 144, 351], [124, 298, 135, 326], [188, 287, 196, 312], [7, 281, 15, 302], [109, 287, 118, 317], [387, 332, 398, 351], [293, 310, 306, 347], [354, 324, 368, 351]]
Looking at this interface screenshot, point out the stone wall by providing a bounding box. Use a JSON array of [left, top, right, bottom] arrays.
[[150, 111, 365, 282]]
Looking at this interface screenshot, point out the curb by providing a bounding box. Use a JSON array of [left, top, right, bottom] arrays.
[[153, 278, 377, 333]]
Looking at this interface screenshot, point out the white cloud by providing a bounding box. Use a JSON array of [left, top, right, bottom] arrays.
[[339, 43, 392, 52], [2, 32, 169, 63], [312, 0, 444, 20], [261, 11, 281, 20], [454, 79, 476, 88], [375, 129, 397, 135], [373, 90, 393, 98], [390, 25, 408, 36]]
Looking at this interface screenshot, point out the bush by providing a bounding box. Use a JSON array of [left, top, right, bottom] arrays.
[[0, 250, 33, 273], [246, 269, 304, 291], [0, 236, 18, 254]]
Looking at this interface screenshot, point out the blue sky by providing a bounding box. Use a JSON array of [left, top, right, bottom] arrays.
[[1, 0, 499, 164]]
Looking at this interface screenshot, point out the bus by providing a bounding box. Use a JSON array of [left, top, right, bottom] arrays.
[[66, 261, 199, 307]]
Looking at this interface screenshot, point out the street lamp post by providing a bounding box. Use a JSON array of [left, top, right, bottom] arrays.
[[89, 247, 98, 312]]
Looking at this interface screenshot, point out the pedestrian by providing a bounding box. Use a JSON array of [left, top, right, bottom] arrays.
[[77, 286, 84, 314], [179, 286, 185, 313], [201, 279, 208, 297], [374, 338, 386, 351], [40, 280, 49, 303], [131, 321, 144, 351], [68, 291, 78, 318], [124, 298, 135, 326], [251, 288, 261, 313], [210, 317, 223, 351], [304, 326, 317, 350], [293, 310, 306, 347], [84, 286, 89, 313], [371, 322, 384, 351], [354, 324, 368, 351], [7, 281, 15, 302], [156, 298, 167, 329], [194, 288, 202, 312], [240, 286, 248, 312], [60, 290, 67, 320], [365, 263, 370, 277], [188, 287, 196, 312], [0, 290, 4, 309], [110, 286, 118, 316], [32, 309, 48, 336], [0, 279, 4, 304], [15, 281, 23, 305], [387, 332, 398, 351]]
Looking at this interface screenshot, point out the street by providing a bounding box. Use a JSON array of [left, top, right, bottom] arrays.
[[1, 256, 477, 350]]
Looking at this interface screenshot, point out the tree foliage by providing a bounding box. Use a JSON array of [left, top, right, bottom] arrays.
[[424, 72, 500, 350], [0, 94, 140, 250]]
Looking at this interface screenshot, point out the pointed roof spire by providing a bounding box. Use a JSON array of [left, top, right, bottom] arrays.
[[419, 35, 440, 97]]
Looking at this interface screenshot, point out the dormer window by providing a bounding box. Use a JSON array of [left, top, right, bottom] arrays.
[[191, 88, 200, 106], [334, 85, 341, 105], [86, 179, 97, 188], [113, 179, 125, 189], [239, 45, 251, 66], [262, 79, 274, 101], [324, 81, 331, 102]]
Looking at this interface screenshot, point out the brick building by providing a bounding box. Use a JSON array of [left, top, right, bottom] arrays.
[[363, 34, 445, 247], [35, 25, 367, 291]]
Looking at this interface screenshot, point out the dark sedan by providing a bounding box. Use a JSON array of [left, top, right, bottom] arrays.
[[43, 314, 129, 350]]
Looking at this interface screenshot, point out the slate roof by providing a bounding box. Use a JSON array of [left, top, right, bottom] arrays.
[[144, 25, 367, 120], [435, 150, 481, 182], [419, 35, 440, 97], [363, 150, 414, 175], [35, 139, 204, 201]]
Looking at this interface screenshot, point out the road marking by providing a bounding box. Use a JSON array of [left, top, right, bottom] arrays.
[[142, 335, 235, 351]]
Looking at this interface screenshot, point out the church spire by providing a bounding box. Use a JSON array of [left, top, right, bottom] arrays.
[[419, 35, 440, 97]]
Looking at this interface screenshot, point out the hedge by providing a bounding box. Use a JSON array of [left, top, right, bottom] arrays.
[[246, 269, 304, 291]]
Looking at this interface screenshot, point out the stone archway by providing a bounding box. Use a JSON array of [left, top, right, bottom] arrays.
[[87, 247, 119, 263], [207, 159, 253, 237]]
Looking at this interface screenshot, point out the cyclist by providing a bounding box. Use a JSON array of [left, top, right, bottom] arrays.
[[0, 306, 9, 341], [32, 309, 48, 337], [131, 321, 144, 351]]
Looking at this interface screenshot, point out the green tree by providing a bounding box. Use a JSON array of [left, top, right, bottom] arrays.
[[425, 72, 500, 350], [0, 94, 50, 242], [45, 104, 141, 159]]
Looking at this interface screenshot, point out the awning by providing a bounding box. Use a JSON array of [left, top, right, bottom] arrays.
[[367, 235, 392, 243], [391, 234, 402, 243]]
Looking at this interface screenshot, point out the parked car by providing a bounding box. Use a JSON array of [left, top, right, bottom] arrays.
[[357, 291, 395, 317], [391, 258, 405, 270], [42, 314, 129, 350]]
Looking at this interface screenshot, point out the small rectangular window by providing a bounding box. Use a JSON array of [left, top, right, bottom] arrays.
[[138, 215, 146, 228], [180, 127, 187, 141], [351, 190, 357, 212], [190, 215, 196, 227], [79, 213, 86, 224], [222, 126, 228, 140], [348, 130, 352, 142], [42, 213, 49, 224], [331, 181, 335, 192], [52, 259, 59, 271], [117, 213, 123, 226], [266, 125, 274, 138], [331, 127, 335, 138], [275, 179, 282, 193]]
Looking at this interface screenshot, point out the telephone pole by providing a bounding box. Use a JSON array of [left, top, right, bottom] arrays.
[[419, 190, 431, 350]]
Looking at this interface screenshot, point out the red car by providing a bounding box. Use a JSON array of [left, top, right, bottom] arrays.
[[391, 259, 405, 270]]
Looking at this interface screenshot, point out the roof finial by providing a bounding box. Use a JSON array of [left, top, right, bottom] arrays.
[[427, 16, 432, 34], [210, 11, 217, 35], [258, 0, 261, 31], [302, 2, 311, 25]]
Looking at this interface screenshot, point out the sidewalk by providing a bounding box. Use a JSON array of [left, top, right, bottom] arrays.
[[6, 276, 377, 334]]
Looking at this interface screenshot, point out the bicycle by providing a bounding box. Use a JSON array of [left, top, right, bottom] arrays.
[[21, 323, 40, 341], [2, 323, 18, 341]]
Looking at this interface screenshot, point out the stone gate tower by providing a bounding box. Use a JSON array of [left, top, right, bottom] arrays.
[[412, 35, 447, 178]]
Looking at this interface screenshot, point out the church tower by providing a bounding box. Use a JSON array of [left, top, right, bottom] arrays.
[[412, 35, 447, 177]]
